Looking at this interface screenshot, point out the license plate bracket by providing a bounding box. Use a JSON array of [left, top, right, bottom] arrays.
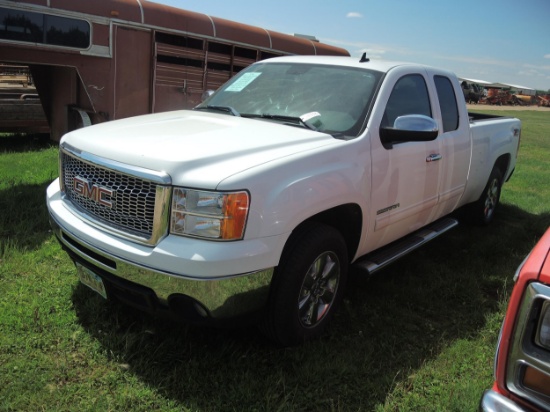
[[76, 263, 107, 299]]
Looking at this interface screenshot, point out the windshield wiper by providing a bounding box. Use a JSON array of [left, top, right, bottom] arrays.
[[194, 105, 241, 117], [243, 114, 318, 131]]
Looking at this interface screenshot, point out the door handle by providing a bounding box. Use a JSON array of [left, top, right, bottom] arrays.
[[426, 153, 442, 162]]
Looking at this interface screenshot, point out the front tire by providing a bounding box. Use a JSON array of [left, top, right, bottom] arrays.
[[262, 223, 348, 346]]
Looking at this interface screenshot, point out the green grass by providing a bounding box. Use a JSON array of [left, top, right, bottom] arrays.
[[1, 112, 549, 411]]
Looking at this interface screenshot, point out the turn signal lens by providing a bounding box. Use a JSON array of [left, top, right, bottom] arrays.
[[220, 192, 249, 240], [522, 365, 550, 397], [171, 188, 249, 240]]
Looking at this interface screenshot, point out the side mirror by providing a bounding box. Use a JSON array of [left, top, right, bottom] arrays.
[[380, 114, 439, 149]]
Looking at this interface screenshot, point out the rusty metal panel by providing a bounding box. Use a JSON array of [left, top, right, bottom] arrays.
[[51, 0, 143, 22], [153, 73, 198, 113], [92, 22, 111, 48], [312, 42, 351, 56], [156, 43, 206, 61], [153, 32, 210, 112], [142, 2, 215, 37], [267, 31, 316, 55], [0, 0, 348, 139], [154, 61, 205, 110], [155, 64, 203, 91], [205, 70, 230, 91], [114, 25, 152, 119], [233, 46, 258, 68], [210, 17, 271, 49]]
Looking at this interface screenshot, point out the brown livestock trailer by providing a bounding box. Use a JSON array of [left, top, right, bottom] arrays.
[[0, 0, 349, 140]]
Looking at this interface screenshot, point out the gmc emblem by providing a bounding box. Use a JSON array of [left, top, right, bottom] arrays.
[[73, 176, 114, 208]]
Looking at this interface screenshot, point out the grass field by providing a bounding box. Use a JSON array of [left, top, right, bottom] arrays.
[[1, 111, 549, 411]]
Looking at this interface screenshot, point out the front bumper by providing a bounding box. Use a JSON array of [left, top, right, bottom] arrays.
[[47, 179, 278, 321], [479, 390, 527, 412]]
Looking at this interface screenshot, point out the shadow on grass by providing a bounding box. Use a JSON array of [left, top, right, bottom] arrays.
[[0, 133, 55, 153], [72, 204, 550, 411], [0, 181, 54, 252]]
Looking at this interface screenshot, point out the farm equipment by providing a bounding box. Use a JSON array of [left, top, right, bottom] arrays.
[[511, 94, 535, 106], [485, 88, 513, 105], [537, 95, 550, 107]]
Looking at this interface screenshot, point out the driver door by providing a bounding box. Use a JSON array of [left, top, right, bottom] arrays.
[[368, 71, 442, 249]]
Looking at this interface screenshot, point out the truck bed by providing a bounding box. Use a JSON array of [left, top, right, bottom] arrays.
[[468, 111, 510, 122], [459, 114, 520, 207]]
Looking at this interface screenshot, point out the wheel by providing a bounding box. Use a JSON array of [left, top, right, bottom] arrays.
[[471, 166, 503, 225], [262, 223, 348, 346]]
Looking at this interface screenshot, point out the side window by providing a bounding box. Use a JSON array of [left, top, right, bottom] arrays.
[[381, 74, 431, 128], [0, 7, 90, 49], [434, 76, 459, 132]]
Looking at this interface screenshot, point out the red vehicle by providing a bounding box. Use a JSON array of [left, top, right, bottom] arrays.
[[480, 227, 550, 411]]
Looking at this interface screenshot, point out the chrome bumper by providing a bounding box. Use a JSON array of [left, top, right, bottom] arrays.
[[479, 390, 527, 412], [50, 215, 274, 320]]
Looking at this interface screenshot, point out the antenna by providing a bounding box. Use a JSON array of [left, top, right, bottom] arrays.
[[359, 52, 370, 63]]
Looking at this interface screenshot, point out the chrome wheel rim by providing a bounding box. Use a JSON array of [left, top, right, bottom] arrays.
[[298, 251, 340, 328], [484, 178, 500, 219]]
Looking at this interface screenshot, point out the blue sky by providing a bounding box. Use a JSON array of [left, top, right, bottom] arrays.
[[150, 0, 550, 91]]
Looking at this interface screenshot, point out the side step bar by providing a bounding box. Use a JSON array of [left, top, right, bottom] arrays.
[[353, 217, 459, 275]]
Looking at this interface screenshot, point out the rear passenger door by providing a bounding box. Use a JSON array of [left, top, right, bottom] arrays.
[[429, 72, 470, 216]]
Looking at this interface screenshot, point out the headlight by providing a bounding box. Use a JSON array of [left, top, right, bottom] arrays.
[[171, 188, 249, 240], [537, 301, 550, 350]]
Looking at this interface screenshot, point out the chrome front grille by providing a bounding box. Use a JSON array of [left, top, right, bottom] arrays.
[[59, 144, 171, 245]]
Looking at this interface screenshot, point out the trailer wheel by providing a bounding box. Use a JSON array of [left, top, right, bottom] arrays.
[[471, 166, 503, 225], [262, 223, 348, 346]]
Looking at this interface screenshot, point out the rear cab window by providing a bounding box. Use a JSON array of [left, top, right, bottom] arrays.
[[434, 75, 459, 132]]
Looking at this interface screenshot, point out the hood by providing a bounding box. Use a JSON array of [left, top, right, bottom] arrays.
[[61, 110, 337, 188]]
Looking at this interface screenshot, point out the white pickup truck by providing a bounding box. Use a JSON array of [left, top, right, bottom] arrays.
[[46, 55, 521, 345]]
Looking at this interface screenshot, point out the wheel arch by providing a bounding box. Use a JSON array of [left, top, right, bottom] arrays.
[[282, 203, 363, 264], [494, 153, 511, 181]]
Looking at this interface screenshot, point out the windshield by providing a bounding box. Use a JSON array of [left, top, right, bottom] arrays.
[[196, 62, 383, 138]]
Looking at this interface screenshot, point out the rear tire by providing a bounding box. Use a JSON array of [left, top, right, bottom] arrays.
[[262, 223, 348, 346], [470, 166, 503, 225]]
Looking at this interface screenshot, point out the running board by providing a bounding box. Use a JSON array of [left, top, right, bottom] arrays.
[[353, 217, 459, 275]]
